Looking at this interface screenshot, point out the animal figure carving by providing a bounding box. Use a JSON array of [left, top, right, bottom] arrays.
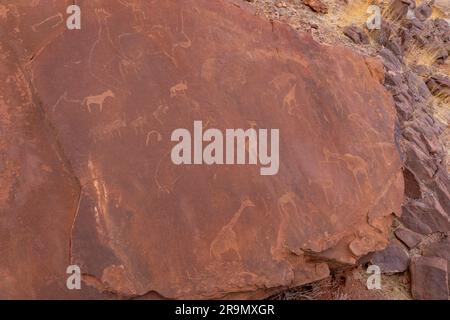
[[210, 198, 255, 260], [283, 84, 297, 114], [83, 90, 115, 112], [90, 119, 126, 142], [170, 81, 188, 98]]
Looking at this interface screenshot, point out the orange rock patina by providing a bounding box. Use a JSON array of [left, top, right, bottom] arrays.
[[0, 0, 403, 299]]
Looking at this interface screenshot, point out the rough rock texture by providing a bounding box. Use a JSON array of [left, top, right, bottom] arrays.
[[361, 0, 450, 300], [394, 227, 422, 249], [422, 237, 450, 289], [343, 25, 370, 45], [0, 0, 403, 299], [410, 256, 449, 300], [426, 74, 450, 97], [302, 0, 328, 14], [370, 240, 410, 273], [245, 0, 450, 300], [0, 0, 110, 300]]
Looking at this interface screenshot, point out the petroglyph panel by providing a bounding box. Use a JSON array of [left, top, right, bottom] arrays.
[[1, 0, 403, 299]]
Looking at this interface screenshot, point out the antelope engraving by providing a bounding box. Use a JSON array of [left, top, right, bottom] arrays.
[[170, 81, 188, 98], [83, 90, 115, 112]]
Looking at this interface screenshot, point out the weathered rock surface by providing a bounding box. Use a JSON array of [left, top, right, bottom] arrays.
[[370, 241, 410, 273], [0, 0, 403, 299], [372, 1, 450, 299], [302, 0, 328, 14], [395, 227, 422, 249], [423, 238, 450, 261], [426, 74, 450, 97], [410, 256, 449, 300], [343, 25, 370, 45], [0, 1, 105, 299], [422, 238, 450, 289]]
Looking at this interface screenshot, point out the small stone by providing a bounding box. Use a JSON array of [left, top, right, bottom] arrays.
[[422, 238, 450, 289], [370, 241, 410, 273], [422, 238, 450, 261], [426, 74, 450, 96], [302, 0, 328, 14], [410, 256, 449, 300], [386, 37, 403, 56], [394, 227, 422, 249], [414, 4, 433, 21], [379, 48, 403, 71], [400, 196, 450, 235], [343, 25, 370, 45]]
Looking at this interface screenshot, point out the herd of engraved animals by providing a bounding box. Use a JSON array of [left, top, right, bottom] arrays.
[[41, 3, 386, 184], [46, 5, 193, 146], [44, 4, 295, 147]]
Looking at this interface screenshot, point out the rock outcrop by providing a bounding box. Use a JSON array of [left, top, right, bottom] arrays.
[[352, 0, 450, 300], [0, 0, 403, 299], [241, 0, 450, 300], [410, 256, 449, 300]]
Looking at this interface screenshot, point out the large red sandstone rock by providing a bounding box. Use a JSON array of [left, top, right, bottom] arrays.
[[0, 0, 403, 299]]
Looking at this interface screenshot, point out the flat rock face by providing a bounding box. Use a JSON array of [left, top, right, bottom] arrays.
[[394, 228, 422, 249], [410, 256, 449, 300], [370, 240, 410, 273], [0, 0, 403, 299]]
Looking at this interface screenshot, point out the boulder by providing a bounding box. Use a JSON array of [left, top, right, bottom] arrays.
[[422, 239, 450, 289], [302, 0, 328, 14], [387, 0, 411, 21], [410, 256, 449, 300], [0, 0, 403, 298], [414, 3, 433, 22], [394, 228, 423, 249], [426, 74, 450, 97], [401, 197, 450, 235], [422, 238, 450, 260], [370, 241, 410, 273], [379, 48, 403, 72], [343, 25, 370, 45]]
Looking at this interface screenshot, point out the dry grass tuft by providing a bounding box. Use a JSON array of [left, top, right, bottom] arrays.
[[382, 6, 404, 23], [405, 43, 444, 67], [270, 277, 341, 300], [336, 0, 380, 28], [431, 6, 447, 19]]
